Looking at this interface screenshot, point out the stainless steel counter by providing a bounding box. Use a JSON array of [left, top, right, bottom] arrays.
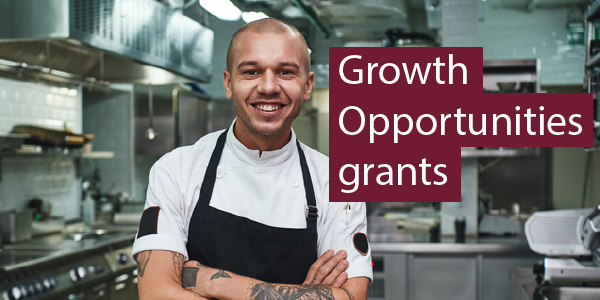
[[0, 226, 137, 272], [371, 233, 532, 254], [368, 236, 542, 300], [372, 240, 532, 254]]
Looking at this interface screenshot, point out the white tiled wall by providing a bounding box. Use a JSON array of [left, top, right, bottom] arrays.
[[0, 78, 81, 134], [0, 157, 80, 219], [478, 6, 584, 85], [442, 0, 478, 47], [0, 77, 82, 220], [82, 86, 134, 198]]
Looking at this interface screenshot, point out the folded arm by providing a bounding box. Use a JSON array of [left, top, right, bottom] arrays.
[[135, 250, 353, 300], [182, 260, 369, 300], [135, 250, 210, 300]]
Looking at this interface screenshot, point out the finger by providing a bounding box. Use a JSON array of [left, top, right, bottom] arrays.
[[183, 260, 199, 268], [303, 249, 334, 285], [313, 250, 347, 284], [322, 259, 349, 286], [332, 272, 348, 288]]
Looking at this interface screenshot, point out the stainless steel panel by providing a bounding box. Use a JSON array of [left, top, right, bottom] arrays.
[[482, 257, 541, 300], [0, 210, 33, 244], [134, 85, 215, 155], [134, 84, 176, 155], [0, 0, 213, 83], [478, 149, 552, 213], [176, 90, 209, 147], [68, 0, 213, 82], [0, 0, 70, 39], [410, 255, 477, 300]]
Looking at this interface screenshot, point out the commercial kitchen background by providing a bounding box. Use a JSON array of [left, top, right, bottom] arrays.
[[0, 0, 599, 300]]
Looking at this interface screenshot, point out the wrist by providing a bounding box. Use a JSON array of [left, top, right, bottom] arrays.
[[205, 274, 220, 299]]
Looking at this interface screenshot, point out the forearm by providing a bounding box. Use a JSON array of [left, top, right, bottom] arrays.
[[139, 278, 204, 300], [184, 263, 366, 300], [135, 250, 209, 300], [214, 278, 354, 300]]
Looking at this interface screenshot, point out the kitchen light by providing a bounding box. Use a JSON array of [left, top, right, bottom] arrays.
[[242, 11, 269, 23], [199, 0, 241, 21]]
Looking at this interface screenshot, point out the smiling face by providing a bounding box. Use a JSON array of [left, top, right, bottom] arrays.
[[224, 25, 314, 151]]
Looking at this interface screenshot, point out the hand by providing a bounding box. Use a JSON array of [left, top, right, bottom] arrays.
[[303, 249, 349, 288]]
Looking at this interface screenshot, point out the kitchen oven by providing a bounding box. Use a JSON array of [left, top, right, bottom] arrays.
[[0, 235, 137, 300]]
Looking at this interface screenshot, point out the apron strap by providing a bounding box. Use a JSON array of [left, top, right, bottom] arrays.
[[296, 141, 318, 230], [198, 128, 228, 205], [198, 128, 318, 231]]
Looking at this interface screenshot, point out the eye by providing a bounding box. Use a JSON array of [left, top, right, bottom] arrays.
[[280, 70, 293, 75], [245, 70, 258, 75]]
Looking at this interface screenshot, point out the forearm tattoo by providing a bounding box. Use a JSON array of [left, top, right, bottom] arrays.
[[182, 267, 199, 288], [180, 262, 231, 288], [172, 252, 186, 282], [210, 269, 232, 280], [136, 250, 152, 278], [342, 288, 355, 300], [249, 283, 334, 300]]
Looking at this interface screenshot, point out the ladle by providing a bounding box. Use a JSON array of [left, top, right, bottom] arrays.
[[145, 83, 157, 140]]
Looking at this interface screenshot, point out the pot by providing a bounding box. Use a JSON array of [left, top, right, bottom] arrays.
[[0, 209, 33, 244]]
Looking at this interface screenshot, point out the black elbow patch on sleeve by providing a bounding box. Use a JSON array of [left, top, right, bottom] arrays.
[[137, 206, 160, 238], [353, 232, 369, 256]]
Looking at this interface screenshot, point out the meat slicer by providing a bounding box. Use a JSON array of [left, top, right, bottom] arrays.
[[524, 205, 600, 285]]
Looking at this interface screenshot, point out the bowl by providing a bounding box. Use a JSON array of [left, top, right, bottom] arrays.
[[497, 82, 517, 92]]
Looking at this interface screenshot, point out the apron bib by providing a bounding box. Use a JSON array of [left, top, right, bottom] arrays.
[[186, 129, 319, 284]]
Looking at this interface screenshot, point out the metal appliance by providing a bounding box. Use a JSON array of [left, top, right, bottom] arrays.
[[0, 234, 137, 300], [0, 210, 33, 244], [0, 0, 213, 84], [524, 206, 600, 286]]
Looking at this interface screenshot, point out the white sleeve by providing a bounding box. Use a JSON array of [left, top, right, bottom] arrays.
[[319, 196, 373, 282], [132, 155, 189, 259]]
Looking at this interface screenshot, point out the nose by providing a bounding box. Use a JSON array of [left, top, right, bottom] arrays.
[[257, 70, 280, 95]]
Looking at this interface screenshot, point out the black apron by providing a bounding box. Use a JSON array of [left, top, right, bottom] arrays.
[[186, 129, 319, 284]]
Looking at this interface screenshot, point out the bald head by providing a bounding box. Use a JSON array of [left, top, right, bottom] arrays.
[[226, 18, 310, 75]]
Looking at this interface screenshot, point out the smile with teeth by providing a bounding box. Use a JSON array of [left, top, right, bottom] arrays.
[[254, 104, 282, 112]]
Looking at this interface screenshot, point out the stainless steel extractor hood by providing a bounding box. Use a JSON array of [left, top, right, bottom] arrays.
[[0, 0, 214, 84]]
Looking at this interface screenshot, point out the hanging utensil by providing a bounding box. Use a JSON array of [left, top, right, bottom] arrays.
[[146, 83, 157, 140]]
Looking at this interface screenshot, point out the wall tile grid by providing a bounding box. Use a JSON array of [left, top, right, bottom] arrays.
[[82, 88, 133, 199], [442, 0, 478, 47], [478, 6, 584, 85], [0, 77, 82, 219]]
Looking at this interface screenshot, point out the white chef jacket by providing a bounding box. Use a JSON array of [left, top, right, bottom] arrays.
[[132, 120, 373, 282]]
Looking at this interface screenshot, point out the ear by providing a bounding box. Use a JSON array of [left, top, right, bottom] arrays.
[[303, 72, 315, 101], [223, 69, 233, 99]]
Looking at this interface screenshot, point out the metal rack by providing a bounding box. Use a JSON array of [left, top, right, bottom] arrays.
[[585, 2, 600, 147]]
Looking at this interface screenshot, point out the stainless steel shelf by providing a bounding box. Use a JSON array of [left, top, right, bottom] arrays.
[[0, 150, 82, 157], [0, 150, 113, 158], [483, 59, 537, 68], [461, 148, 540, 157], [0, 150, 114, 181]]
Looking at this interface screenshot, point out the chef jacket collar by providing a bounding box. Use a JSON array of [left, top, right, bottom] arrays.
[[226, 119, 297, 166]]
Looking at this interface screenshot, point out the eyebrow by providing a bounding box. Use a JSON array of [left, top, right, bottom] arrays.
[[237, 61, 301, 71]]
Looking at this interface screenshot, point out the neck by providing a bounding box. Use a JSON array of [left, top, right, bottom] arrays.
[[233, 122, 292, 156]]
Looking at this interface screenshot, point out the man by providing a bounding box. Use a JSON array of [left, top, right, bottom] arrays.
[[133, 18, 371, 300]]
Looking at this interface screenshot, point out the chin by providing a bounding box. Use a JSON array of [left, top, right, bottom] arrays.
[[250, 123, 288, 136]]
